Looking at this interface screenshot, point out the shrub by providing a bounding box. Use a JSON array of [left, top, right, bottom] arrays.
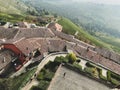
[[37, 72, 44, 81], [38, 80, 50, 90], [44, 61, 58, 72], [37, 64, 55, 81], [76, 59, 81, 63], [86, 62, 95, 68], [107, 71, 111, 82], [67, 53, 77, 64], [84, 67, 99, 78], [0, 21, 6, 25], [111, 78, 120, 86], [73, 63, 82, 71], [111, 72, 120, 81], [44, 70, 54, 81], [84, 67, 93, 76], [30, 86, 41, 90], [26, 61, 39, 70], [54, 56, 69, 64]]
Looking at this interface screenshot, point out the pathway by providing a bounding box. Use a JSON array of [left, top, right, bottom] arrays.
[[10, 60, 33, 78], [22, 52, 67, 90]]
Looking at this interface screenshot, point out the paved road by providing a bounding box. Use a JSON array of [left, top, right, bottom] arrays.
[[22, 53, 67, 90]]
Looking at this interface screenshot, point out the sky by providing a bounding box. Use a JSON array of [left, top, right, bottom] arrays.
[[72, 0, 120, 5]]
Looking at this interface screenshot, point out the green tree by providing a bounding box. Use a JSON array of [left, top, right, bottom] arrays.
[[67, 53, 77, 64], [54, 13, 58, 18]]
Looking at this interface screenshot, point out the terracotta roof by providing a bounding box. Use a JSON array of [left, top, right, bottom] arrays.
[[48, 39, 66, 52], [95, 47, 120, 64], [51, 30, 74, 41], [13, 38, 41, 55], [51, 30, 95, 50], [99, 56, 120, 74], [110, 52, 120, 63], [0, 27, 19, 39], [14, 28, 55, 39], [36, 38, 48, 53], [86, 50, 97, 60], [92, 54, 101, 63], [17, 22, 27, 28]]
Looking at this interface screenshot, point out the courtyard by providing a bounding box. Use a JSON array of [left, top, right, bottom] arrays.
[[48, 66, 111, 90]]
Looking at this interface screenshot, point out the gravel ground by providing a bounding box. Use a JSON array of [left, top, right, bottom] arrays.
[[48, 66, 111, 90]]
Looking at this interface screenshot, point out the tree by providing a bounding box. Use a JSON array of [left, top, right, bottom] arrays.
[[54, 13, 58, 18], [67, 53, 77, 64]]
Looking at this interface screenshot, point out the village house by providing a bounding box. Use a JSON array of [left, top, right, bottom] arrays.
[[1, 23, 120, 76], [0, 37, 68, 73], [17, 22, 29, 28], [48, 23, 63, 32], [0, 38, 42, 71]]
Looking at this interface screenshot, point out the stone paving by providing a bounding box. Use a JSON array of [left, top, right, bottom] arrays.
[[48, 66, 111, 90], [79, 59, 87, 70], [102, 69, 107, 77]]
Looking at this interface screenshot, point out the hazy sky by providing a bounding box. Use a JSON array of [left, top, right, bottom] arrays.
[[73, 0, 120, 5]]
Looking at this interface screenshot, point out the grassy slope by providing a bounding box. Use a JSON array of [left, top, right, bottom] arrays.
[[0, 0, 38, 22], [0, 0, 28, 15], [0, 13, 25, 22], [96, 34, 120, 53], [58, 18, 112, 50], [0, 0, 26, 22]]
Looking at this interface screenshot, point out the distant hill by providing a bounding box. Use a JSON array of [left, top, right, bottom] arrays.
[[0, 0, 28, 14], [0, 0, 38, 22], [0, 0, 38, 16]]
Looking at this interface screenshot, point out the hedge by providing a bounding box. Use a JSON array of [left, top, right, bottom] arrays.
[[35, 61, 58, 90], [107, 71, 111, 82], [38, 80, 50, 90], [111, 78, 120, 86], [54, 56, 69, 64], [111, 72, 120, 81], [73, 63, 82, 71], [26, 61, 40, 70], [30, 86, 41, 90], [86, 62, 95, 68], [84, 67, 93, 76]]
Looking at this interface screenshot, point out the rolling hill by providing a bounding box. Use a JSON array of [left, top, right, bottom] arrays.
[[0, 0, 38, 22], [19, 0, 120, 53], [0, 0, 28, 14]]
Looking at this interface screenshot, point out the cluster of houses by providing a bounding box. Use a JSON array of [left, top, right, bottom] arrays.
[[0, 21, 38, 29], [0, 22, 120, 77]]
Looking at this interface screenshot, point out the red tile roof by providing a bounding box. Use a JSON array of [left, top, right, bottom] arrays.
[[13, 38, 41, 55], [14, 28, 55, 39]]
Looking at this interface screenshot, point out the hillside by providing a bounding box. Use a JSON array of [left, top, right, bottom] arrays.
[[0, 0, 39, 22], [22, 0, 120, 53], [0, 0, 38, 18], [0, 0, 29, 14], [57, 18, 112, 49]]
